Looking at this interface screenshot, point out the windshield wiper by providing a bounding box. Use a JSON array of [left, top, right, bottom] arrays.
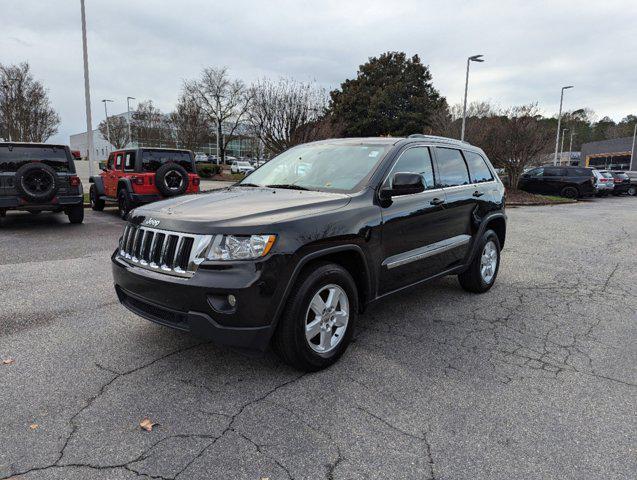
[[266, 184, 309, 191], [238, 183, 262, 187]]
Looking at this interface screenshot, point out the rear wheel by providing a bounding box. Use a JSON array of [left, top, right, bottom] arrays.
[[117, 189, 131, 219], [628, 186, 636, 196], [272, 262, 358, 371], [560, 186, 579, 199], [66, 205, 84, 224], [458, 230, 501, 293], [90, 185, 105, 211]]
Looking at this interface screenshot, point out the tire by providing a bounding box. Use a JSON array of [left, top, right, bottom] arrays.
[[272, 262, 358, 372], [458, 229, 501, 294], [14, 163, 60, 202], [117, 189, 132, 220], [155, 163, 189, 197], [90, 185, 105, 211], [66, 204, 84, 224], [560, 186, 579, 199]]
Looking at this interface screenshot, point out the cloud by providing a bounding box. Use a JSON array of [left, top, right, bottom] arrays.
[[2, 0, 636, 144]]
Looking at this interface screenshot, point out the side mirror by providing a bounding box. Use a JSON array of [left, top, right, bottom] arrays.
[[381, 172, 425, 199], [99, 161, 107, 172]]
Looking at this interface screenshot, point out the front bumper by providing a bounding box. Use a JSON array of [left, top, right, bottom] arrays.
[[111, 252, 291, 351]]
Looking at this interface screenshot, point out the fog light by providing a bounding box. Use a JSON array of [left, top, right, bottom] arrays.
[[227, 294, 237, 307]]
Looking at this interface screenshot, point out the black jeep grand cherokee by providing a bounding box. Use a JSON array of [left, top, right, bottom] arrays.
[[112, 135, 506, 371]]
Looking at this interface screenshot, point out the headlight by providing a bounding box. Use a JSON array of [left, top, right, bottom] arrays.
[[206, 234, 276, 261]]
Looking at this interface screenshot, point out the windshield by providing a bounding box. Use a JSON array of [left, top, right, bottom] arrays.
[[0, 145, 71, 173], [240, 142, 391, 192], [141, 150, 193, 172], [238, 162, 251, 167]]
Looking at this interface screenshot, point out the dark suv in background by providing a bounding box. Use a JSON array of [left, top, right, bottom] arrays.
[[518, 166, 595, 198], [112, 135, 506, 371], [0, 142, 84, 223]]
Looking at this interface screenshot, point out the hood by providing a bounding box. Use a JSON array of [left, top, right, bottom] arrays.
[[131, 186, 351, 232]]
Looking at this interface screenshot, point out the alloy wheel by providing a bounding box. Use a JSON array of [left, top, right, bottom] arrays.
[[480, 240, 498, 284], [305, 284, 349, 354]]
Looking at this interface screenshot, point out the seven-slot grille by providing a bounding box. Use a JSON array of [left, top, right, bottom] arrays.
[[118, 224, 211, 277]]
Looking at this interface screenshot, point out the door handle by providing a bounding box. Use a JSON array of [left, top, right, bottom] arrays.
[[430, 197, 444, 205], [473, 191, 484, 197]]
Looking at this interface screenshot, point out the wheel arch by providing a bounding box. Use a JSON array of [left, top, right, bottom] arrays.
[[89, 176, 105, 196], [465, 212, 507, 266]]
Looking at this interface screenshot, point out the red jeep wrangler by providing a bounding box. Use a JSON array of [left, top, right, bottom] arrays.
[[89, 148, 200, 218]]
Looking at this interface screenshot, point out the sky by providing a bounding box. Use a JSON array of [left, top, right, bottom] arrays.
[[3, 0, 637, 144]]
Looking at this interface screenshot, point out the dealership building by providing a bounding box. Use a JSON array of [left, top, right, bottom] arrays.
[[579, 136, 636, 171]]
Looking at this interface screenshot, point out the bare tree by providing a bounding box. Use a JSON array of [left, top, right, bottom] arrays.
[[98, 115, 129, 149], [248, 77, 330, 155], [0, 62, 60, 142], [169, 90, 211, 152], [481, 104, 552, 188], [131, 100, 173, 147], [185, 67, 251, 161]]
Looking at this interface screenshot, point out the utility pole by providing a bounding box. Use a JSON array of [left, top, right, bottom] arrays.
[[126, 96, 135, 147], [80, 0, 95, 175], [102, 99, 113, 148], [553, 85, 573, 165], [461, 54, 485, 142], [559, 128, 568, 165], [631, 123, 637, 171], [568, 130, 575, 162]]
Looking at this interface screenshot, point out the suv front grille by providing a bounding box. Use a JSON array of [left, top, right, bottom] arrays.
[[118, 224, 211, 277]]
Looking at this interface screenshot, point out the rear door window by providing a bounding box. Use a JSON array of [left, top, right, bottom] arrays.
[[141, 150, 193, 172], [463, 151, 493, 183], [386, 146, 435, 189], [0, 145, 71, 173], [124, 152, 136, 171], [436, 148, 470, 187], [543, 167, 566, 177]]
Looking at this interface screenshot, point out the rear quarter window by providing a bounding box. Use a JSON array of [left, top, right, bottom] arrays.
[[0, 145, 71, 173], [463, 151, 493, 183]]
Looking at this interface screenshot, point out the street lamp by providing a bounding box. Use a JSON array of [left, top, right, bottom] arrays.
[[559, 128, 568, 165], [569, 130, 575, 160], [461, 54, 485, 142], [1, 82, 11, 141], [80, 0, 95, 175], [102, 99, 113, 147], [631, 124, 637, 171], [553, 85, 573, 165], [126, 96, 135, 146]]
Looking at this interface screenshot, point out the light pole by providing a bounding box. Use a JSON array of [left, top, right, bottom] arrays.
[[1, 83, 12, 141], [569, 130, 575, 160], [559, 128, 568, 165], [102, 99, 113, 150], [461, 54, 484, 142], [80, 0, 95, 175], [553, 85, 573, 165], [126, 96, 135, 146], [631, 124, 637, 171]]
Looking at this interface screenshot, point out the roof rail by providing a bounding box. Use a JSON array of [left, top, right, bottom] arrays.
[[407, 134, 470, 145]]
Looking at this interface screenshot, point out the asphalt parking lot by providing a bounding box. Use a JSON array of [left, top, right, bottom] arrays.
[[1, 198, 636, 480]]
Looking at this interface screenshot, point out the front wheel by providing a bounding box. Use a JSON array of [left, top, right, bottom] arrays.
[[90, 185, 105, 211], [628, 186, 636, 196], [458, 230, 501, 293], [117, 189, 131, 220], [272, 262, 358, 371]]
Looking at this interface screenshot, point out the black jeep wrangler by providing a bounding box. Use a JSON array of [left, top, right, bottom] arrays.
[[112, 135, 506, 371], [0, 143, 84, 223]]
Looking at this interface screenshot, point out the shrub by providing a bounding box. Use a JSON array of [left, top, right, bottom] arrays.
[[197, 164, 221, 178]]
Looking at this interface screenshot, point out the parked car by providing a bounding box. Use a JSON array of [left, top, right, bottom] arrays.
[[592, 170, 615, 196], [624, 171, 637, 196], [89, 148, 200, 219], [0, 142, 84, 223], [517, 166, 595, 198], [225, 155, 238, 165], [230, 161, 255, 175], [112, 135, 506, 371], [608, 171, 631, 195], [194, 154, 209, 163]]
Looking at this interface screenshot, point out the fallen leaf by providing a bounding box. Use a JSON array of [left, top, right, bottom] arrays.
[[2, 358, 15, 366], [29, 423, 39, 430], [139, 418, 158, 432]]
